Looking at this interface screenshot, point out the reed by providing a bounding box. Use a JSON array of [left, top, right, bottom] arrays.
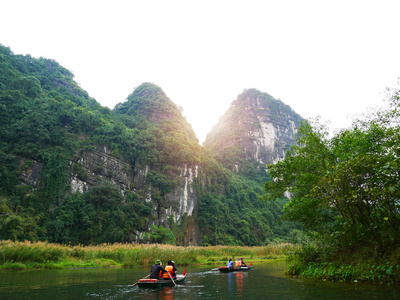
[[0, 240, 300, 270]]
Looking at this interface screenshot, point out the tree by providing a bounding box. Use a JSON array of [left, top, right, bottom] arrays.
[[264, 93, 400, 258], [264, 120, 335, 232], [146, 225, 176, 245]]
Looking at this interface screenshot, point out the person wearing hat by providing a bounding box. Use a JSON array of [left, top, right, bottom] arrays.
[[150, 259, 167, 279]]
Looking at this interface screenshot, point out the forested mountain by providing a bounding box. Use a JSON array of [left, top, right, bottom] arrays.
[[204, 88, 302, 178], [0, 44, 300, 246]]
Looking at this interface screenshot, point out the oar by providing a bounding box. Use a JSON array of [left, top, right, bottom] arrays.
[[168, 271, 177, 287], [132, 274, 150, 286], [211, 268, 219, 271]]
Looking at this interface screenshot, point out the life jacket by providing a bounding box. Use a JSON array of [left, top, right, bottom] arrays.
[[163, 265, 174, 279], [235, 260, 241, 267]]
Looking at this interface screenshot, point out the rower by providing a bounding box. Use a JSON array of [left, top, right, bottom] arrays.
[[171, 260, 177, 279], [150, 260, 166, 279], [240, 257, 247, 267]]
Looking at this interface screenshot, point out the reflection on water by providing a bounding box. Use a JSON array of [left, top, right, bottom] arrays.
[[0, 262, 399, 299]]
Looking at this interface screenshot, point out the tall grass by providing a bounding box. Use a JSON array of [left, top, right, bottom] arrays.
[[0, 240, 300, 270], [286, 244, 400, 284]]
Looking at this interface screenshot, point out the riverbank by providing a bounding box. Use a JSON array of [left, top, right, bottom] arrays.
[[0, 240, 299, 271], [287, 261, 400, 285], [285, 246, 400, 285]]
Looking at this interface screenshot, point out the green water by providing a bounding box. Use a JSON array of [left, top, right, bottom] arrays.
[[0, 262, 398, 299]]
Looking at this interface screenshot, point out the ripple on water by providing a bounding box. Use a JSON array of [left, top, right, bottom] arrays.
[[1, 263, 400, 299]]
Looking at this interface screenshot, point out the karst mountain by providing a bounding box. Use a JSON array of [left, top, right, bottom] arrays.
[[0, 44, 302, 246]]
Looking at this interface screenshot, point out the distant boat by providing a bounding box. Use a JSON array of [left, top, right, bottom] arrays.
[[234, 265, 253, 272], [218, 266, 235, 273], [218, 265, 253, 273]]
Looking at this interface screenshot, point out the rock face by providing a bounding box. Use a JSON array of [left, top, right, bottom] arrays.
[[164, 165, 198, 224], [69, 146, 132, 194], [18, 146, 199, 239], [204, 88, 302, 170], [19, 158, 42, 188]]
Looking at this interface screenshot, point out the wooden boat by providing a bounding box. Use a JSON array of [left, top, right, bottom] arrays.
[[218, 264, 253, 273], [218, 266, 235, 273], [137, 274, 186, 288], [234, 265, 253, 271]]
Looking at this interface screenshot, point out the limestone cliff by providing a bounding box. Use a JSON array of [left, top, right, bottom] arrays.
[[204, 88, 302, 172], [18, 146, 199, 240]]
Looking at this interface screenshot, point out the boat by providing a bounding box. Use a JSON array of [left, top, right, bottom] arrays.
[[218, 266, 235, 273], [218, 264, 253, 273], [234, 265, 253, 271], [137, 274, 186, 288]]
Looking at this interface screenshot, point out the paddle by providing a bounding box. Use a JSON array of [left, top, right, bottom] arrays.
[[132, 274, 150, 286], [211, 268, 219, 271], [168, 271, 176, 287]]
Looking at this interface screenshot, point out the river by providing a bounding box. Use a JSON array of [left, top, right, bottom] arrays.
[[0, 262, 398, 299]]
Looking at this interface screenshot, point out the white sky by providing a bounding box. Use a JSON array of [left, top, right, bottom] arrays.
[[2, 0, 400, 144]]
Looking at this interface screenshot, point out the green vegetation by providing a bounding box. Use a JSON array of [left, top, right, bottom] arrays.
[[204, 88, 302, 179], [264, 89, 400, 283], [195, 169, 296, 246], [0, 44, 296, 247], [0, 240, 299, 271], [286, 246, 400, 284]]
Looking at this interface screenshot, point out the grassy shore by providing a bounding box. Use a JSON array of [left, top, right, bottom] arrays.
[[287, 260, 400, 285], [285, 245, 400, 285], [0, 240, 300, 271], [287, 261, 400, 285]]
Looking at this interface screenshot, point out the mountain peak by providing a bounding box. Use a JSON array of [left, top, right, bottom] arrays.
[[114, 82, 178, 122], [204, 89, 302, 173]]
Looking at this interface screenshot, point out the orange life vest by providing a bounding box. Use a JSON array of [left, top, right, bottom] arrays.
[[163, 265, 174, 279], [235, 260, 241, 267]]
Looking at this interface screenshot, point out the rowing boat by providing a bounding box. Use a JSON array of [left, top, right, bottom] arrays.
[[218, 265, 253, 273], [234, 265, 253, 271], [137, 274, 186, 288], [218, 266, 235, 273]]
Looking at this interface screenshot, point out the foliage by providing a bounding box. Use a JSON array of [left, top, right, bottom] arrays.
[[114, 82, 202, 167], [195, 167, 296, 246], [286, 244, 400, 284], [264, 86, 400, 282], [44, 185, 153, 245], [143, 225, 176, 245], [0, 197, 40, 241], [0, 43, 296, 247]]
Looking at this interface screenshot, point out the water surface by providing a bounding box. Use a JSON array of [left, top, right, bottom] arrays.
[[0, 262, 398, 299]]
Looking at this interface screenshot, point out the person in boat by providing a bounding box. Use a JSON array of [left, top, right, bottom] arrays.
[[235, 258, 241, 267], [171, 260, 178, 279], [150, 260, 167, 279], [227, 258, 234, 268], [163, 260, 178, 280], [240, 257, 247, 267]]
